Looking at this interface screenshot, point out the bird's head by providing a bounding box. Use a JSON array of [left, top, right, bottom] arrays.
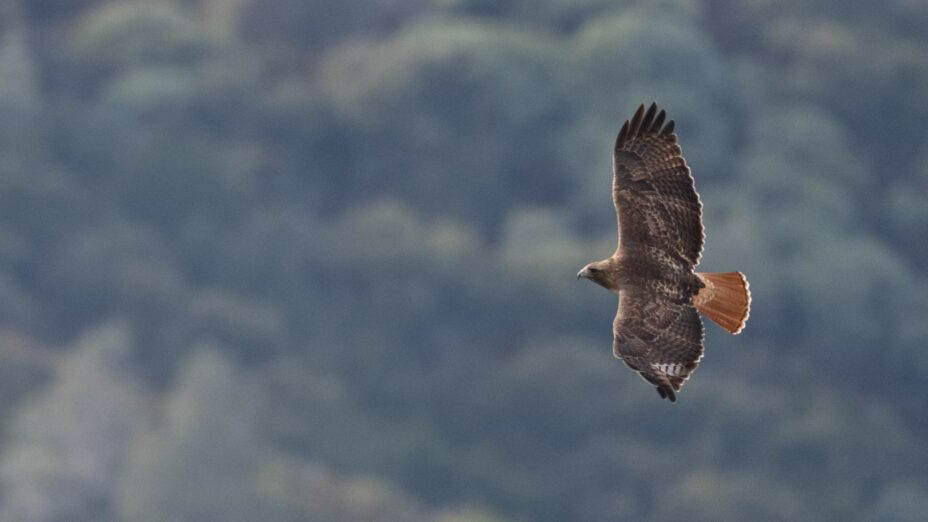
[[577, 259, 618, 290]]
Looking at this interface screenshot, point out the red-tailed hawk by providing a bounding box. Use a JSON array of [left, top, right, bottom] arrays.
[[578, 103, 750, 402]]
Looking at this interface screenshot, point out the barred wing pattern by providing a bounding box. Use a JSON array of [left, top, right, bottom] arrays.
[[612, 103, 704, 265], [613, 289, 704, 402]]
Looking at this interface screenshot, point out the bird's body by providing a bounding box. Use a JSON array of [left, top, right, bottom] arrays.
[[584, 246, 701, 297], [578, 103, 750, 402]]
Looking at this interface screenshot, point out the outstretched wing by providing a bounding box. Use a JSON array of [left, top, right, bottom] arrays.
[[613, 288, 705, 402], [613, 103, 704, 267]]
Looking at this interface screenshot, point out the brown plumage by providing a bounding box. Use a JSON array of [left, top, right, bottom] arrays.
[[578, 103, 751, 402]]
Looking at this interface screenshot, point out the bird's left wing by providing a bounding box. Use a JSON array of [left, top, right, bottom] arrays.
[[613, 287, 705, 402]]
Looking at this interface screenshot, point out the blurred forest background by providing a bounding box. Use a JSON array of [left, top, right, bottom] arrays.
[[0, 0, 926, 520]]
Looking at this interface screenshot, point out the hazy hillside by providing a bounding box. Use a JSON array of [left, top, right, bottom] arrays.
[[0, 0, 926, 520]]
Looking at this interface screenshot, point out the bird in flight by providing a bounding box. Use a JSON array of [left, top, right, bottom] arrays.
[[578, 103, 750, 402]]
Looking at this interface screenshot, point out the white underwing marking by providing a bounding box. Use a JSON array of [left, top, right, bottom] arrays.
[[652, 363, 685, 376]]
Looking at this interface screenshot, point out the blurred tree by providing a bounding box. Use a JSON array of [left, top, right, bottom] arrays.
[[22, 0, 98, 25], [37, 220, 183, 342], [754, 10, 928, 185], [317, 19, 570, 230], [435, 0, 622, 32], [0, 323, 146, 522], [115, 347, 284, 522], [71, 1, 214, 91], [237, 0, 425, 63], [0, 25, 38, 108], [883, 152, 928, 270], [260, 453, 442, 522], [652, 471, 819, 521], [182, 289, 285, 361], [868, 480, 928, 522]]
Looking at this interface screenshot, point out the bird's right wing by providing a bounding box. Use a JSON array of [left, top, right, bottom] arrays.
[[613, 103, 704, 267]]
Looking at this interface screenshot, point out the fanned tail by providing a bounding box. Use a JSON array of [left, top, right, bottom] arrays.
[[694, 272, 751, 334]]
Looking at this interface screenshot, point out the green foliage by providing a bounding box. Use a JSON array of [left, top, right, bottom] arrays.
[[115, 347, 281, 522], [316, 19, 569, 227], [0, 0, 926, 520], [0, 324, 145, 522], [237, 0, 417, 54], [73, 2, 214, 83]]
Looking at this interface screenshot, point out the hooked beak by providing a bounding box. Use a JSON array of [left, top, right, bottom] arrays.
[[577, 267, 591, 280]]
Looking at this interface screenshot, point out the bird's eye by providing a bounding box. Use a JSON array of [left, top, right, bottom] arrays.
[[588, 267, 599, 273]]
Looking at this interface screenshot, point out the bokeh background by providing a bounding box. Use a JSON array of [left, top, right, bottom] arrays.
[[0, 0, 926, 520]]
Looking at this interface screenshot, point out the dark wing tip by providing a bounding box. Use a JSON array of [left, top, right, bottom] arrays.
[[641, 103, 658, 132], [616, 120, 630, 149], [618, 103, 672, 151], [628, 103, 646, 136], [653, 109, 666, 132]]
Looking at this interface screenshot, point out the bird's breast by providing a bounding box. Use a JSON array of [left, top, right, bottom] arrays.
[[616, 247, 700, 296]]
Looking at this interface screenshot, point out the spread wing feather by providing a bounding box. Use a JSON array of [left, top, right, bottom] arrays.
[[612, 103, 704, 266], [613, 288, 705, 402]]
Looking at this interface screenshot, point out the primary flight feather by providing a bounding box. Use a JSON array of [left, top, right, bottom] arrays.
[[578, 103, 751, 402]]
